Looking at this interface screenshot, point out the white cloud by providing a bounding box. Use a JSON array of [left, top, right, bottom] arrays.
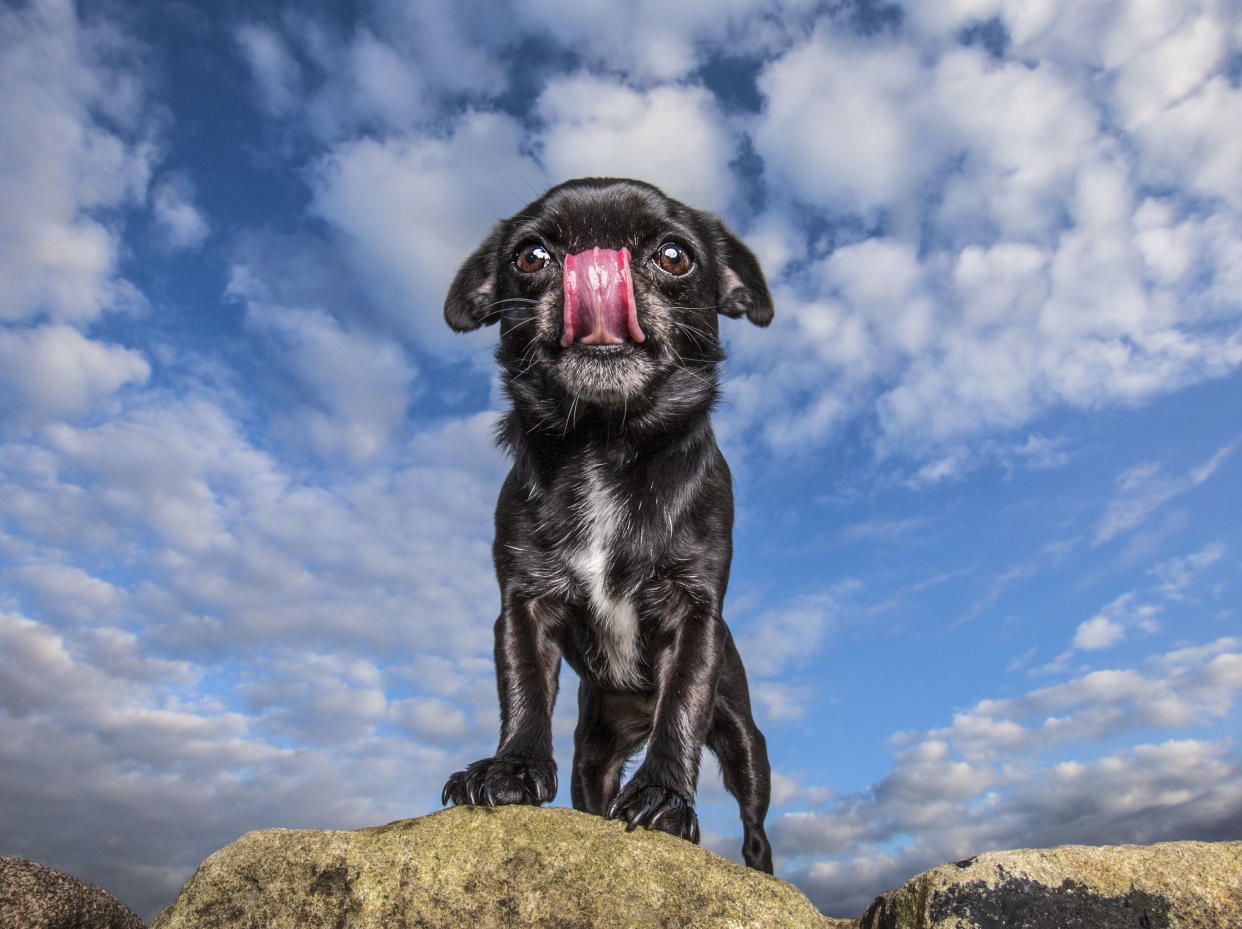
[[0, 0, 155, 324], [1149, 543, 1227, 599], [1071, 614, 1125, 651], [0, 324, 149, 429], [234, 291, 418, 463], [750, 681, 815, 725], [1094, 441, 1237, 545], [0, 381, 514, 917], [393, 695, 474, 743], [933, 50, 1100, 245], [1110, 13, 1224, 128], [241, 652, 390, 746], [1071, 593, 1160, 651], [727, 7, 1242, 463], [840, 517, 932, 544], [310, 110, 545, 348], [3, 392, 507, 658], [150, 174, 210, 251], [344, 29, 426, 129], [234, 23, 302, 117], [1135, 74, 1242, 212], [737, 593, 839, 678], [774, 636, 1242, 915], [236, 8, 506, 140], [537, 76, 738, 210], [938, 640, 1242, 762], [755, 33, 929, 216], [0, 608, 454, 917], [519, 0, 815, 81], [0, 563, 123, 627]]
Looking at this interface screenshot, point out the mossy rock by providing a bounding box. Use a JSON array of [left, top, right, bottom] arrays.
[[856, 840, 1242, 929], [152, 804, 832, 928]]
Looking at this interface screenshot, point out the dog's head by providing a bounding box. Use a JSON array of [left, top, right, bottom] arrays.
[[444, 178, 772, 419]]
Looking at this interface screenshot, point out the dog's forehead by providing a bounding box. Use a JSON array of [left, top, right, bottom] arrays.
[[508, 181, 695, 252]]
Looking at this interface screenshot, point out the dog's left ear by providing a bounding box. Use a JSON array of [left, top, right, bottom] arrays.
[[713, 221, 774, 327], [444, 225, 505, 332]]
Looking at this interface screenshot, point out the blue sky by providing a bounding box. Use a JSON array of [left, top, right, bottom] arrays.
[[2, 0, 1241, 920]]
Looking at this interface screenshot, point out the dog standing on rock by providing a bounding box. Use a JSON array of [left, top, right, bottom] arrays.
[[441, 177, 774, 872]]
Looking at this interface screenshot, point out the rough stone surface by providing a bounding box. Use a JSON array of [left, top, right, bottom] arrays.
[[854, 841, 1242, 929], [151, 804, 832, 929], [0, 854, 145, 929]]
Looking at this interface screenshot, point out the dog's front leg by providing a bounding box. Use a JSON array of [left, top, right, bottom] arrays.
[[442, 596, 561, 807], [606, 600, 725, 844]]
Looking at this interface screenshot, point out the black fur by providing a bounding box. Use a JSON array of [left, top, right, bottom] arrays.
[[441, 178, 774, 872]]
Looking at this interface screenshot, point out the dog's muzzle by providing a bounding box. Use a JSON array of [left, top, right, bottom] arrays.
[[562, 247, 646, 347]]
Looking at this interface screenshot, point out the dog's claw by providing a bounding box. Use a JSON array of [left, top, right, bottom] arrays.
[[441, 755, 557, 809], [440, 776, 457, 807], [607, 775, 700, 844]]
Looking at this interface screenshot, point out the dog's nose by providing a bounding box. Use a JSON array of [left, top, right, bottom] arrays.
[[562, 247, 646, 346]]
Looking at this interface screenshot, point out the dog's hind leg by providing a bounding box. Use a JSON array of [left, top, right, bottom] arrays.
[[706, 635, 773, 873], [571, 682, 650, 815]]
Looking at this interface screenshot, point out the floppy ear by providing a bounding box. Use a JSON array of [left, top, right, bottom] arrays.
[[444, 224, 506, 332], [714, 222, 774, 327]]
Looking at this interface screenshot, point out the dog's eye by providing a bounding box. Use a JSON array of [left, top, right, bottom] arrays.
[[655, 242, 692, 276], [514, 244, 551, 273]]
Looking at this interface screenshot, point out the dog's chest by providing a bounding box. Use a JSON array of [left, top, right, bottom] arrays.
[[559, 460, 644, 688]]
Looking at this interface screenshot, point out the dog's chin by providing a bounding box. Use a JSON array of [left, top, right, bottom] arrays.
[[552, 343, 657, 407]]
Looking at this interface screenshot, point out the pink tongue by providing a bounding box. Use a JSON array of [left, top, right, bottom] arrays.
[[562, 247, 646, 347]]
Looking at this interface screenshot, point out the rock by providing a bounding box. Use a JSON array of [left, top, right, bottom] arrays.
[[855, 840, 1242, 929], [0, 854, 145, 929], [151, 804, 832, 928]]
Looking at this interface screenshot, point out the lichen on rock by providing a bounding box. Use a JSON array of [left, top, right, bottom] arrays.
[[0, 854, 145, 929], [855, 841, 1242, 929], [151, 804, 832, 929]]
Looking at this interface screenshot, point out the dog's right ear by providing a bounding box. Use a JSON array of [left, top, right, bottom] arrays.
[[444, 225, 505, 332]]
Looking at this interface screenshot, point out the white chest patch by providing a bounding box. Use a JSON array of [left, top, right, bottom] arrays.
[[570, 466, 642, 688]]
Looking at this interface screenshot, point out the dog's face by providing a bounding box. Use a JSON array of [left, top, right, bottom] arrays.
[[444, 178, 772, 411]]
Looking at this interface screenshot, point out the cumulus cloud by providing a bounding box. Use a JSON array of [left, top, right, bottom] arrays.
[[3, 393, 505, 654], [1071, 593, 1160, 651], [255, 0, 1242, 468], [726, 3, 1242, 463], [0, 324, 149, 429], [0, 389, 513, 916], [536, 76, 738, 210], [230, 276, 419, 463], [310, 110, 545, 348], [774, 637, 1242, 915], [236, 5, 506, 139], [0, 0, 155, 324], [0, 607, 455, 917], [755, 32, 931, 217], [514, 0, 826, 81], [797, 736, 1242, 917]]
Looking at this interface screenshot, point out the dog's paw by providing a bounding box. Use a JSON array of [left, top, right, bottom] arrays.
[[441, 754, 557, 808], [606, 775, 700, 844]]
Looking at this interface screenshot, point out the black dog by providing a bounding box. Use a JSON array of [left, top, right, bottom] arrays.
[[441, 177, 774, 872]]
